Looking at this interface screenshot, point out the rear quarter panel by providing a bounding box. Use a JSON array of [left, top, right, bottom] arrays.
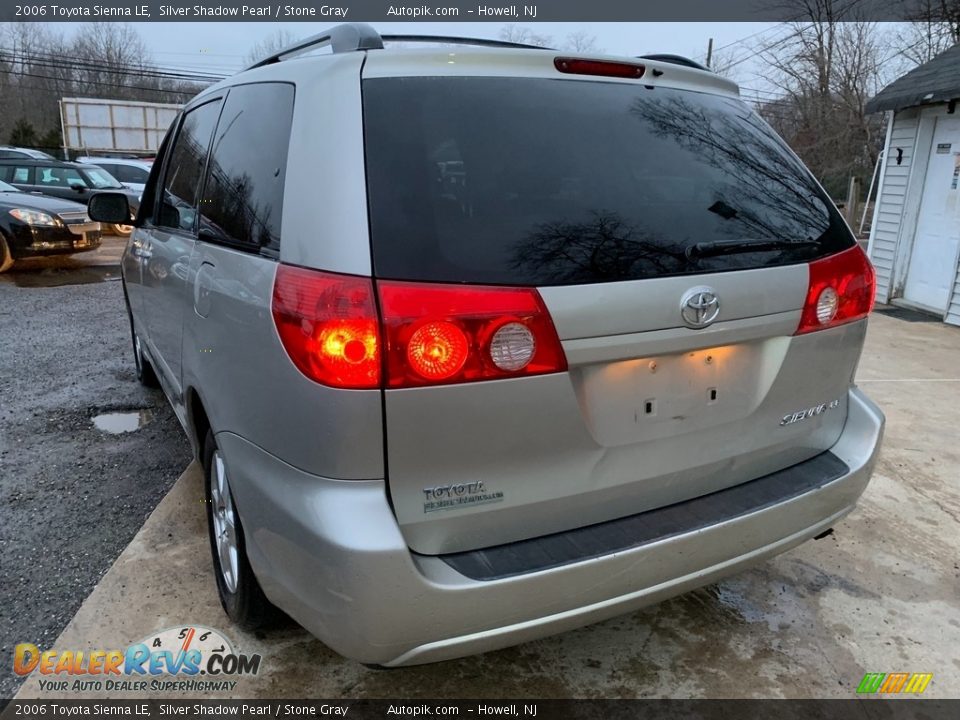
[[182, 241, 384, 480], [176, 55, 383, 479]]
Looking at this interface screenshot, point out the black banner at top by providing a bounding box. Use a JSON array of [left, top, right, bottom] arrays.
[[2, 700, 960, 720], [0, 0, 938, 22]]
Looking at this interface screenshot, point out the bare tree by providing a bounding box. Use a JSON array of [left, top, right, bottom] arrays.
[[498, 24, 554, 48], [706, 47, 745, 80], [0, 22, 207, 151], [753, 1, 888, 198], [563, 30, 602, 53], [70, 23, 152, 100], [0, 23, 68, 144], [498, 25, 603, 52], [894, 0, 960, 67], [244, 29, 297, 65]]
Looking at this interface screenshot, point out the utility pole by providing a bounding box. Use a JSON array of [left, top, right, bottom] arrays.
[[706, 37, 713, 68]]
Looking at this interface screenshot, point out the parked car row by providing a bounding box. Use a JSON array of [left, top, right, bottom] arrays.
[[0, 179, 102, 272], [0, 154, 151, 271]]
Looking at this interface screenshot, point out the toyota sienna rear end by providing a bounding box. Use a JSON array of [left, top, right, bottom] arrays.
[[122, 29, 884, 667]]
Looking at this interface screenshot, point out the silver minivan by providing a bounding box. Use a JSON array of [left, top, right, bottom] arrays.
[[90, 24, 884, 667]]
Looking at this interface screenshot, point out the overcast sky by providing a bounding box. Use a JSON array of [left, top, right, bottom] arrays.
[[131, 21, 783, 83]]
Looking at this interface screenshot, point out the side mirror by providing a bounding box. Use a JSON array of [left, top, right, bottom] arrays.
[[88, 192, 132, 224], [70, 183, 87, 193]]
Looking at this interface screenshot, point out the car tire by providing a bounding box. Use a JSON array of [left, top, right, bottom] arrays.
[[0, 233, 14, 273], [203, 429, 277, 631], [132, 333, 160, 388], [124, 287, 160, 388]]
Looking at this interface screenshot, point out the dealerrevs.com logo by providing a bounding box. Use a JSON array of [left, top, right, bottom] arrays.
[[13, 626, 262, 693]]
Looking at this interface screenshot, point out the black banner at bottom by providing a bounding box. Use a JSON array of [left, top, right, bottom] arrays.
[[2, 700, 959, 720]]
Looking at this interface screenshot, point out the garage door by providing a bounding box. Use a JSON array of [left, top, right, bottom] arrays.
[[903, 115, 960, 312]]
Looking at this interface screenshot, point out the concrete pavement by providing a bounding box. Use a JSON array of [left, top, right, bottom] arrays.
[[12, 312, 960, 699]]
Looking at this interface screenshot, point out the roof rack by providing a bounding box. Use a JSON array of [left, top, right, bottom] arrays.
[[244, 23, 551, 70], [245, 23, 384, 69], [638, 54, 710, 71]]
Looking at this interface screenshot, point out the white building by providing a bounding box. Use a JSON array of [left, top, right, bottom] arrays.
[[866, 43, 960, 325]]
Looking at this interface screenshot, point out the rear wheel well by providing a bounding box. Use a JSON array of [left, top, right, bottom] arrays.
[[188, 389, 211, 461]]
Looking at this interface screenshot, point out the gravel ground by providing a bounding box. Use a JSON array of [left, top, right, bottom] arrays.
[[0, 267, 192, 697]]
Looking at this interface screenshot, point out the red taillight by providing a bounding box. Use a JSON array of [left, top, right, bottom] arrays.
[[272, 265, 380, 389], [377, 281, 567, 388], [554, 57, 645, 79], [406, 321, 470, 381], [796, 245, 876, 335]]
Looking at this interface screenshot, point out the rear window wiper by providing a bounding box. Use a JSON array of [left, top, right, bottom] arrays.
[[686, 238, 820, 260]]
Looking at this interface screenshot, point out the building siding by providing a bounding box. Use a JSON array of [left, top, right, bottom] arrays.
[[869, 105, 960, 325], [947, 275, 960, 326], [869, 109, 919, 303]]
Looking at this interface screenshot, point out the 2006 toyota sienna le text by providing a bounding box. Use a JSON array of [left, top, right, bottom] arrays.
[[89, 24, 885, 667]]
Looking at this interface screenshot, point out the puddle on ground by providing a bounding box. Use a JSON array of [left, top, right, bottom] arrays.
[[92, 409, 152, 434], [3, 266, 121, 288]]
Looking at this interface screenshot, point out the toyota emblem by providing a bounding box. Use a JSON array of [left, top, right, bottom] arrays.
[[680, 287, 720, 329]]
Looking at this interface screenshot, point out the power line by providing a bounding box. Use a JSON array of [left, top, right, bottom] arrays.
[[0, 67, 200, 98], [0, 45, 227, 83], [0, 53, 221, 87], [0, 51, 225, 83], [711, 22, 791, 54]]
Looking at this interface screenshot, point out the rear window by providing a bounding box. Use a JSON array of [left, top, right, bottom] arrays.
[[363, 77, 853, 286]]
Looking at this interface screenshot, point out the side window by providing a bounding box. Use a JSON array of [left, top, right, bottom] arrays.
[[198, 83, 295, 253], [39, 167, 87, 187], [0, 165, 32, 183], [156, 99, 222, 233], [139, 124, 177, 222], [3, 166, 33, 183], [118, 165, 149, 184]]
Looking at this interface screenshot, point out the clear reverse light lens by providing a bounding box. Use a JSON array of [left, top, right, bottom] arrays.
[[489, 322, 536, 371], [816, 286, 839, 324], [9, 208, 58, 226]]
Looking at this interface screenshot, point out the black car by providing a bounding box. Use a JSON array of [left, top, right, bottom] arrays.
[[0, 158, 140, 236], [0, 179, 102, 272]]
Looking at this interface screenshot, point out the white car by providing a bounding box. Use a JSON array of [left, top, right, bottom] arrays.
[[76, 157, 152, 193], [0, 146, 55, 160]]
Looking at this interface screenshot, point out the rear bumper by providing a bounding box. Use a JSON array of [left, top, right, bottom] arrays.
[[220, 386, 884, 666]]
